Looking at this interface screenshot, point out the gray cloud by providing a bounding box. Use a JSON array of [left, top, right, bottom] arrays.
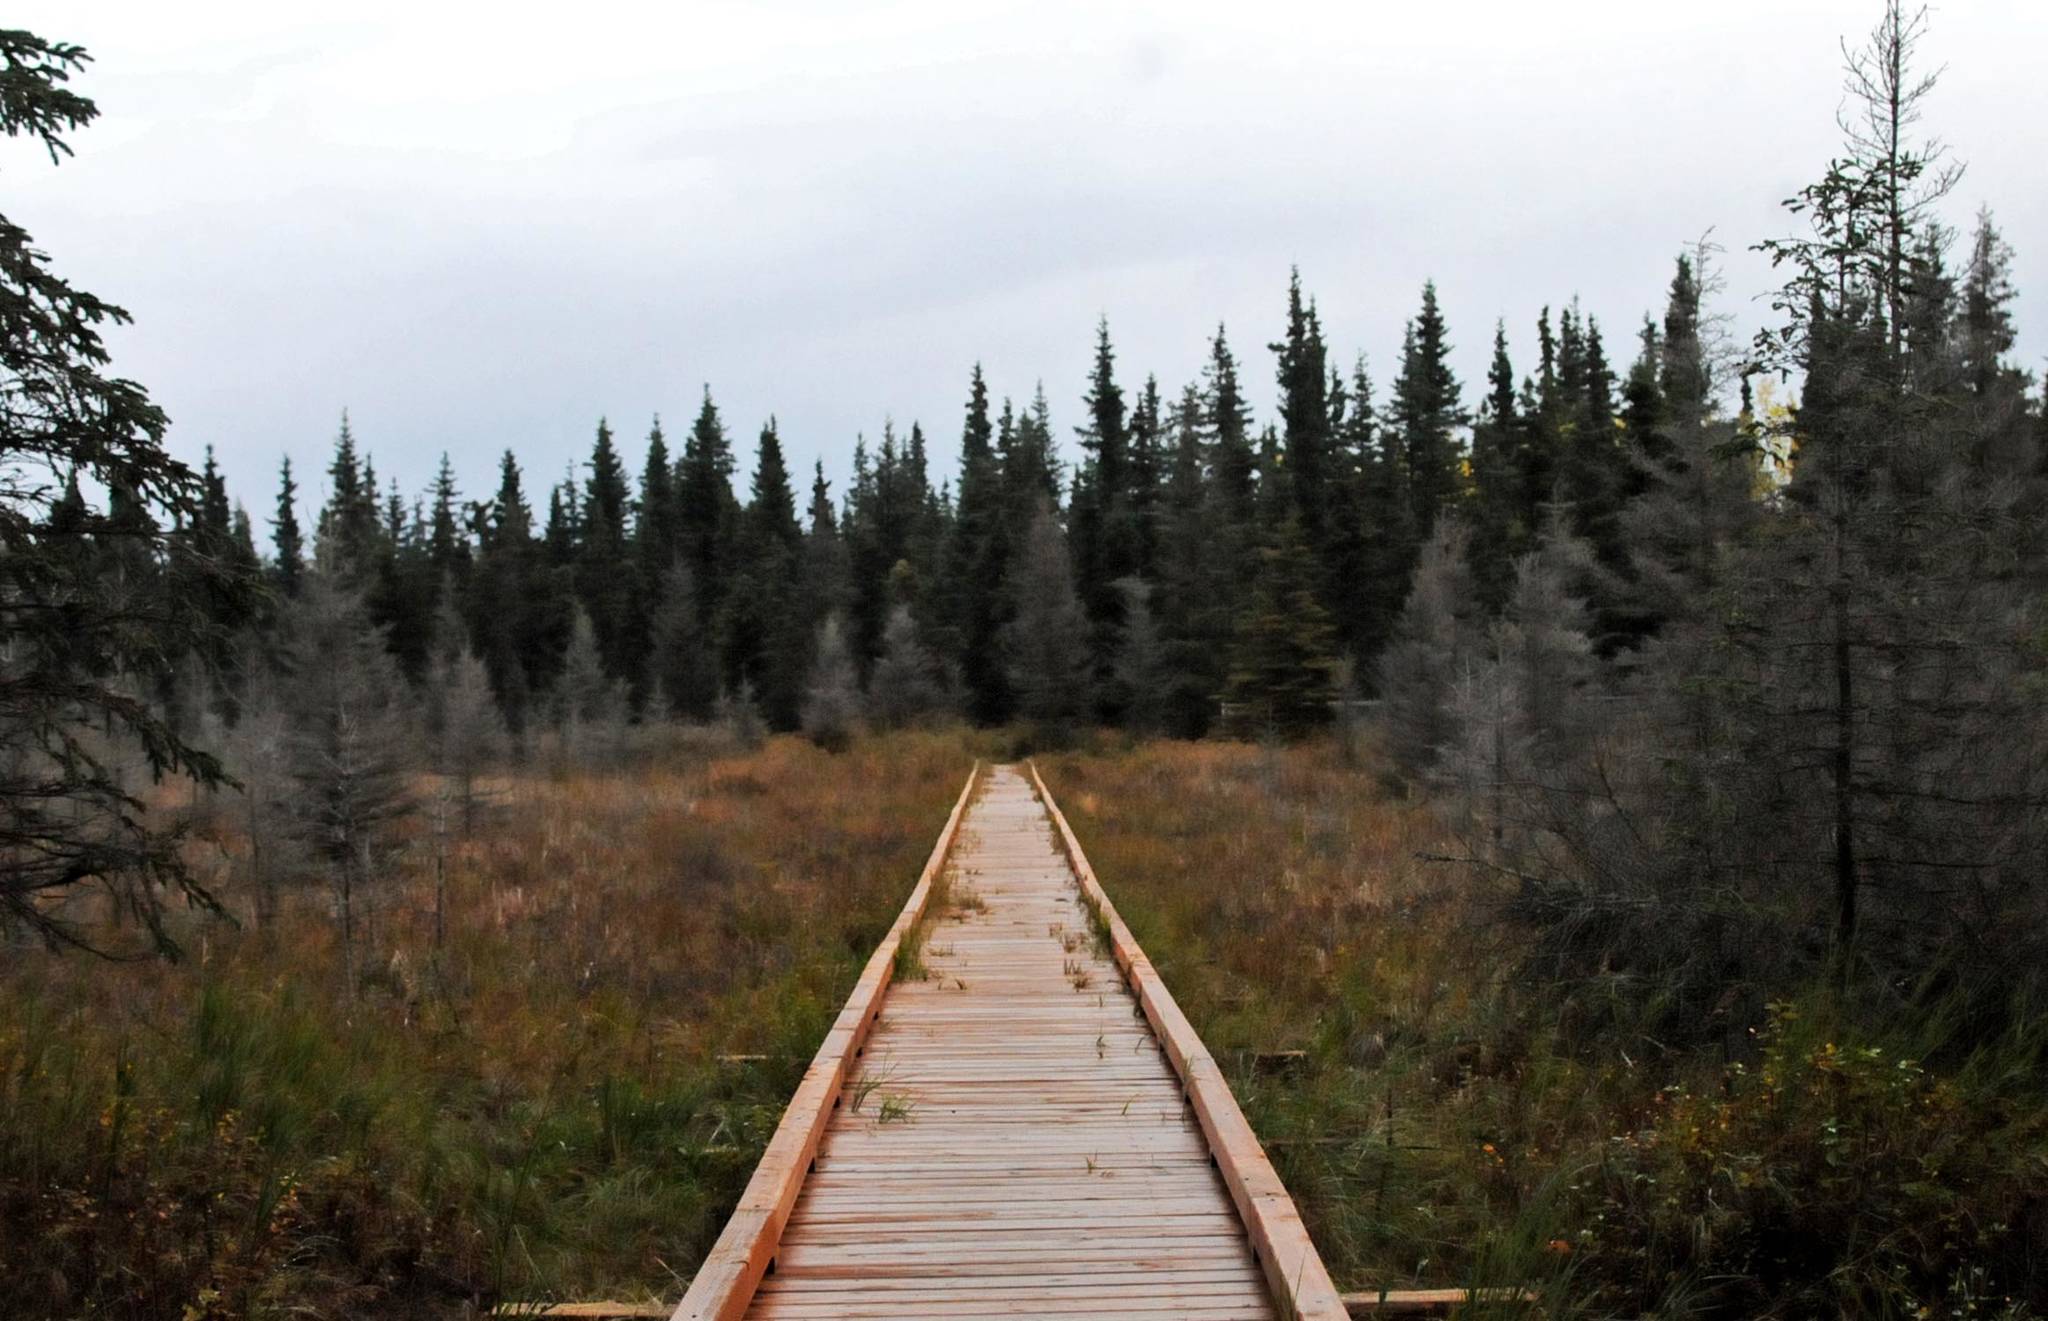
[[10, 1, 2044, 518]]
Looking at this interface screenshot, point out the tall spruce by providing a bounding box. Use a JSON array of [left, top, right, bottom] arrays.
[[648, 563, 717, 720], [941, 365, 1011, 722], [1223, 507, 1339, 739], [469, 450, 541, 735], [1071, 318, 1136, 680], [1271, 269, 1334, 555], [272, 455, 305, 598], [676, 387, 737, 630], [1003, 506, 1091, 736], [1155, 382, 1229, 735], [0, 29, 255, 951], [720, 419, 806, 728], [1329, 355, 1411, 667], [997, 384, 1062, 540], [578, 418, 635, 683], [802, 461, 851, 634], [426, 452, 467, 584], [1466, 322, 1524, 612], [1127, 374, 1163, 580], [318, 411, 379, 578], [280, 571, 414, 996], [1389, 281, 1468, 544], [1203, 325, 1258, 537]]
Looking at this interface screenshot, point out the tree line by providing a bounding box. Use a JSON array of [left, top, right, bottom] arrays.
[[183, 254, 1808, 749]]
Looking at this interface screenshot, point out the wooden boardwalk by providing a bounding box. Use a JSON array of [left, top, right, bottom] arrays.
[[674, 763, 1344, 1321]]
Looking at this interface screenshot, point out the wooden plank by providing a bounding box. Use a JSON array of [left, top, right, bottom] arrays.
[[667, 763, 982, 1321], [1029, 758, 1351, 1321], [682, 764, 1299, 1319], [746, 766, 1274, 1317]]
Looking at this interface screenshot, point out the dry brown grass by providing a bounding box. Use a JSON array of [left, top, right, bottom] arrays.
[[1042, 735, 2048, 1318], [13, 725, 2036, 1318], [0, 727, 983, 1318]]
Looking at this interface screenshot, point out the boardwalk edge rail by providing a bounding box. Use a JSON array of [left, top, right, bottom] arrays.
[[668, 761, 982, 1321], [1028, 759, 1350, 1321]]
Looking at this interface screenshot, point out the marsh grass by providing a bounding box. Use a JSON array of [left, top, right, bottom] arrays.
[[1045, 735, 2048, 1318], [0, 727, 985, 1317]]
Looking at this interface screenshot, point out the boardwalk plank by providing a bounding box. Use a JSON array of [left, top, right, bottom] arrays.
[[672, 764, 1336, 1320], [727, 766, 1283, 1319]]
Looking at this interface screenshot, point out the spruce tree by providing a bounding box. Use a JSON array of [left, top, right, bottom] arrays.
[[553, 605, 626, 762], [1377, 520, 1485, 781], [941, 365, 1011, 722], [1110, 577, 1167, 737], [1154, 382, 1230, 737], [578, 418, 635, 682], [426, 452, 467, 583], [430, 643, 505, 835], [845, 422, 929, 664], [470, 450, 541, 736], [1223, 511, 1338, 739], [1327, 355, 1410, 668], [1518, 305, 1563, 525], [636, 416, 678, 577], [719, 419, 806, 728], [281, 570, 414, 995], [317, 411, 379, 579], [1545, 300, 1636, 650], [1713, 0, 2024, 979], [365, 474, 434, 683], [1954, 209, 2033, 472], [1003, 507, 1091, 736], [1271, 269, 1333, 554], [998, 384, 1063, 543], [1621, 316, 1668, 471], [1071, 319, 1136, 677], [1077, 317, 1129, 508], [1466, 322, 1524, 612], [802, 460, 851, 634], [1659, 253, 1711, 436], [1127, 374, 1163, 580], [676, 387, 737, 630], [1389, 281, 1468, 543], [648, 563, 719, 720], [166, 445, 254, 689], [801, 612, 863, 750], [1204, 325, 1258, 535], [0, 30, 255, 951], [867, 603, 947, 729], [272, 456, 305, 598]]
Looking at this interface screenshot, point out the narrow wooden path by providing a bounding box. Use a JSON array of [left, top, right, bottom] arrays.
[[675, 763, 1344, 1320]]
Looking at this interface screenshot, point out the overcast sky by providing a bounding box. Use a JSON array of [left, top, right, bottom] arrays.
[[10, 1, 2046, 522]]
